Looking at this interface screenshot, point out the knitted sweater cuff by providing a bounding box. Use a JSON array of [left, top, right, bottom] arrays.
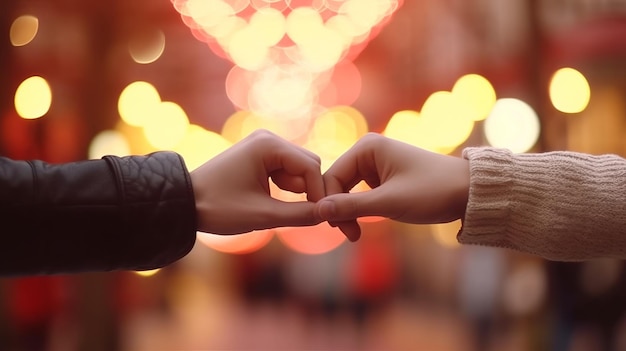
[[457, 148, 516, 251], [458, 147, 626, 260]]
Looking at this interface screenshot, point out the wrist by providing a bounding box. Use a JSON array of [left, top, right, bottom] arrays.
[[453, 158, 470, 221]]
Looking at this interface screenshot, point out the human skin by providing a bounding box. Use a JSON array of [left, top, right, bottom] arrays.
[[315, 133, 470, 241], [190, 130, 326, 235]]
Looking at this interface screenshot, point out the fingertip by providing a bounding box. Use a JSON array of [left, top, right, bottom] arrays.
[[338, 221, 361, 242], [322, 173, 345, 197], [317, 200, 337, 221]]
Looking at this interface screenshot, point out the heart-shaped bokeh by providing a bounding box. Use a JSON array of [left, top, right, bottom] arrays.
[[172, 0, 402, 70], [171, 0, 403, 126]]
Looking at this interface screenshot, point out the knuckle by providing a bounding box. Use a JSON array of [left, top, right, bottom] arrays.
[[249, 129, 276, 141], [359, 132, 385, 147]]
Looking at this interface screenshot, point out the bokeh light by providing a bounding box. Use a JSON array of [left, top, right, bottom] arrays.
[[142, 101, 190, 150], [118, 81, 162, 127], [227, 26, 271, 70], [549, 67, 591, 114], [248, 64, 316, 119], [115, 120, 159, 156], [221, 110, 300, 142], [134, 269, 160, 277], [452, 74, 497, 121], [197, 230, 274, 254], [306, 106, 368, 159], [88, 130, 131, 159], [173, 124, 232, 171], [420, 91, 475, 150], [172, 0, 402, 120], [484, 98, 540, 153], [128, 28, 166, 64], [14, 76, 52, 119], [10, 15, 39, 47], [383, 110, 424, 145], [383, 73, 497, 155], [276, 223, 346, 255], [268, 181, 347, 255]]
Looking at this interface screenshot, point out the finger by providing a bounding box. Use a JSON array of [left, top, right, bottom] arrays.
[[270, 171, 306, 193], [263, 199, 321, 228], [316, 188, 390, 222], [322, 153, 366, 240], [323, 140, 380, 197], [273, 148, 325, 202], [337, 221, 361, 242]]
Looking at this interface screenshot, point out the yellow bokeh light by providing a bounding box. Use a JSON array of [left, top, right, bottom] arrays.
[[221, 110, 255, 143], [384, 110, 425, 145], [14, 76, 52, 119], [286, 7, 324, 44], [135, 269, 160, 277], [173, 124, 232, 171], [384, 101, 472, 155], [420, 91, 475, 149], [115, 120, 158, 155], [452, 74, 497, 121], [307, 106, 368, 159], [183, 0, 235, 28], [225, 0, 250, 13], [299, 27, 346, 72], [10, 15, 39, 46], [384, 110, 432, 151], [325, 15, 359, 47], [129, 29, 166, 64], [248, 8, 286, 46], [249, 66, 315, 117], [221, 109, 297, 142], [339, 0, 388, 36], [484, 98, 540, 153], [143, 101, 190, 150], [227, 26, 270, 70], [549, 67, 591, 114], [118, 81, 162, 127], [210, 15, 246, 40], [88, 130, 131, 159]]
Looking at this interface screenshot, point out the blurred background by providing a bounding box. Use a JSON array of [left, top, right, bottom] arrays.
[[2, 0, 626, 350]]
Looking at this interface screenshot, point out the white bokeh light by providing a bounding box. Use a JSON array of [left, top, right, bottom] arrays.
[[484, 98, 540, 153]]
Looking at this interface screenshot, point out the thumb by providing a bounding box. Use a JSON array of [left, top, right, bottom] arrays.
[[265, 199, 321, 228], [316, 190, 382, 222]]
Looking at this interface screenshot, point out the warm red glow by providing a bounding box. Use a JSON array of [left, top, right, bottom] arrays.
[[197, 230, 274, 254], [276, 223, 346, 255], [172, 0, 402, 115], [329, 62, 362, 106], [225, 66, 253, 110]]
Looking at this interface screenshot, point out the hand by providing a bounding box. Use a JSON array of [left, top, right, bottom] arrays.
[[315, 133, 470, 242], [191, 130, 325, 234]]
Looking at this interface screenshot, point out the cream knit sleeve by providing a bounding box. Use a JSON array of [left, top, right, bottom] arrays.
[[458, 147, 626, 261]]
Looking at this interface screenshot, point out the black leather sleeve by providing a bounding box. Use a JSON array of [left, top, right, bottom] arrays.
[[0, 151, 197, 276]]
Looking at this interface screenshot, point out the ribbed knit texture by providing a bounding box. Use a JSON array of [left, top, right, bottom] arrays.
[[458, 147, 626, 261]]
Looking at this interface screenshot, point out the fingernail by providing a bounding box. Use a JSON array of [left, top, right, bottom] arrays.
[[318, 200, 337, 220]]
